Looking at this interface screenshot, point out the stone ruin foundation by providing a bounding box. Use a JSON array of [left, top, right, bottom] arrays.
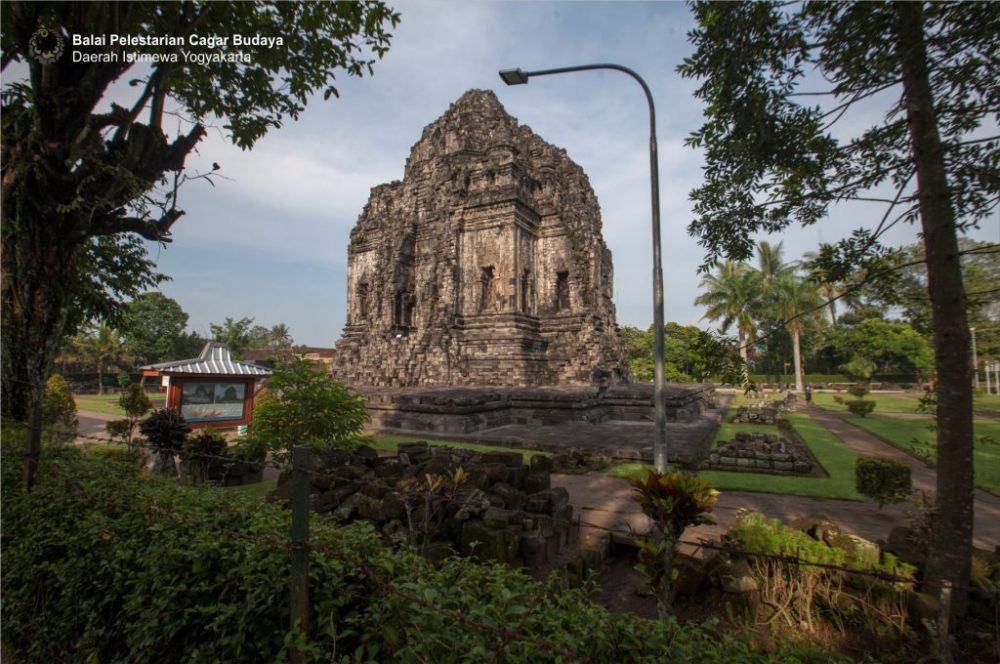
[[702, 430, 816, 475], [271, 442, 579, 572], [730, 393, 797, 424]]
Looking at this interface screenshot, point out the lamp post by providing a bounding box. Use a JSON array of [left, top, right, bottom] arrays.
[[971, 327, 979, 390], [499, 64, 668, 472]]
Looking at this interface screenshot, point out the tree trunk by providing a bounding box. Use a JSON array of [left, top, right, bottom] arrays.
[[1, 216, 82, 489], [97, 357, 104, 395], [895, 2, 974, 620], [737, 326, 748, 362], [791, 328, 804, 392]]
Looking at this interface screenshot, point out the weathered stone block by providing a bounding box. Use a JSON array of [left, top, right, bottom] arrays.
[[522, 471, 551, 494], [487, 482, 527, 511], [482, 451, 524, 467]]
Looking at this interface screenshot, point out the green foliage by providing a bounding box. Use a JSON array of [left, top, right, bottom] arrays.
[[0, 447, 839, 663], [845, 400, 876, 418], [107, 383, 153, 450], [83, 443, 144, 467], [119, 383, 153, 418], [41, 374, 77, 442], [209, 316, 258, 360], [847, 384, 870, 399], [122, 292, 192, 365], [834, 319, 933, 381], [250, 359, 369, 458], [184, 426, 228, 459], [139, 408, 190, 473], [630, 470, 719, 617], [631, 469, 719, 540], [0, 0, 401, 421], [855, 456, 912, 508], [729, 512, 846, 570]]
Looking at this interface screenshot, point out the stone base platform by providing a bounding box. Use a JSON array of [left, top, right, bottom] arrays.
[[361, 383, 722, 468]]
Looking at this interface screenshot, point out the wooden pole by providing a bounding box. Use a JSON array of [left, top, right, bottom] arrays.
[[290, 445, 311, 663]]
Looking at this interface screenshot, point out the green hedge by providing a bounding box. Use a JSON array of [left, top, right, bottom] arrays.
[[1, 445, 839, 663]]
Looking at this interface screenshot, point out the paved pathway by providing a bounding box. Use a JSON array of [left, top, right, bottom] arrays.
[[555, 406, 1000, 551]]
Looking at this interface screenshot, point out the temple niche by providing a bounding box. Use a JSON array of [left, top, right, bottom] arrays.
[[332, 90, 630, 388]]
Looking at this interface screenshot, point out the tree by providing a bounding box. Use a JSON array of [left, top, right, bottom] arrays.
[[694, 260, 759, 361], [122, 292, 190, 365], [1, 2, 400, 489], [209, 316, 257, 359], [106, 382, 151, 453], [139, 408, 191, 476], [772, 273, 824, 391], [679, 1, 998, 617], [250, 359, 369, 461], [267, 323, 293, 350], [831, 317, 934, 381], [73, 322, 126, 395], [41, 373, 77, 442]]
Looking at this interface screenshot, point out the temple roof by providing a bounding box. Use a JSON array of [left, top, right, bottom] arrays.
[[141, 342, 273, 376]]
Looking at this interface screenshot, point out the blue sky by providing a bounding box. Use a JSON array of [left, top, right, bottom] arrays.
[[12, 1, 999, 346]]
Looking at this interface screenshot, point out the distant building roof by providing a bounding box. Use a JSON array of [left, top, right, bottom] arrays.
[[142, 342, 273, 376]]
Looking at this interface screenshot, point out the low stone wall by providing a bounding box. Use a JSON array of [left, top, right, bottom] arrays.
[[362, 383, 715, 435], [271, 442, 578, 570], [702, 430, 815, 475]]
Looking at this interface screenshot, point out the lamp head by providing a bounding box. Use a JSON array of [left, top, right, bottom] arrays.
[[499, 68, 529, 85]]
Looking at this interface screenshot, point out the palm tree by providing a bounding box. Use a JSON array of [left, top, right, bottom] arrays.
[[773, 274, 824, 391], [74, 323, 126, 394], [801, 250, 845, 327], [756, 241, 793, 297], [695, 261, 759, 361]]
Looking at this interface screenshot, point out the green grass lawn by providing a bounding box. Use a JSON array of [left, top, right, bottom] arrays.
[[810, 391, 923, 414], [609, 413, 863, 501], [974, 393, 1000, 414], [711, 422, 779, 446], [844, 414, 1000, 494], [74, 392, 166, 416]]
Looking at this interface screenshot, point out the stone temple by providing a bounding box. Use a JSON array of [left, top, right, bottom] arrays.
[[332, 90, 630, 388]]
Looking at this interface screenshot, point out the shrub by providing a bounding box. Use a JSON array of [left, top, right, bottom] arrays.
[[181, 427, 229, 484], [630, 470, 718, 617], [139, 408, 190, 474], [250, 359, 369, 461], [845, 400, 875, 417], [106, 383, 152, 451], [726, 511, 915, 635], [856, 456, 912, 508], [41, 374, 77, 442], [847, 383, 870, 399], [83, 443, 144, 467], [0, 448, 837, 663]]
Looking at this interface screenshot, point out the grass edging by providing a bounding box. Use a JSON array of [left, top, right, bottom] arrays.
[[841, 414, 1000, 495], [609, 413, 863, 501]]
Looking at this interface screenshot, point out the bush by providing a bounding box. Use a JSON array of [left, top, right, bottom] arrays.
[[106, 383, 152, 450], [846, 383, 870, 399], [630, 470, 718, 616], [139, 408, 190, 474], [0, 448, 837, 663], [250, 359, 369, 460], [856, 456, 912, 509], [41, 374, 77, 442], [845, 400, 876, 417]]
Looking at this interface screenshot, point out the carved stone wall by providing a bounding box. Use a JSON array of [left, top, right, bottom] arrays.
[[333, 90, 630, 387]]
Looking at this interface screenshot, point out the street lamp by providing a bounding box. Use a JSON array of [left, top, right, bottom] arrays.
[[971, 327, 979, 390], [499, 64, 668, 472]]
